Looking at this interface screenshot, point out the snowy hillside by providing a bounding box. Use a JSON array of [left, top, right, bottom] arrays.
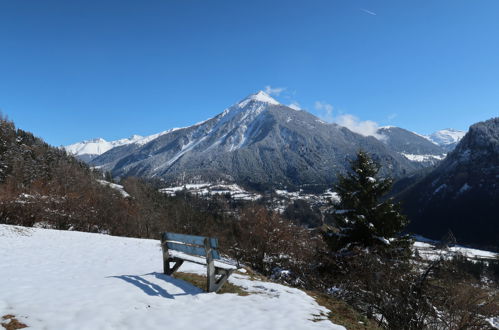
[[428, 129, 466, 146], [376, 126, 447, 166], [426, 129, 466, 151], [0, 224, 344, 330]]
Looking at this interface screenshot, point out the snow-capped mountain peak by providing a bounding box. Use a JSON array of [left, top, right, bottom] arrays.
[[428, 129, 466, 146], [65, 134, 149, 160], [238, 91, 280, 108], [129, 134, 143, 140]]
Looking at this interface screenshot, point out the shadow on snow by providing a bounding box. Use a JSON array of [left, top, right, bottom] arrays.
[[108, 272, 203, 299]]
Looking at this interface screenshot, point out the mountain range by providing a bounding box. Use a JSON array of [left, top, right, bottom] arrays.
[[65, 91, 464, 190]]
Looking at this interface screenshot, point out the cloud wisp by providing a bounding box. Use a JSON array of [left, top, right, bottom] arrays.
[[314, 101, 383, 139], [264, 86, 286, 96], [314, 101, 334, 122], [387, 113, 398, 121], [288, 102, 301, 110], [335, 114, 383, 139]]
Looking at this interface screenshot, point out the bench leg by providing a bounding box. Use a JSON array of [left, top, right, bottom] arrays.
[[162, 237, 184, 275], [164, 257, 184, 275], [208, 268, 234, 293]]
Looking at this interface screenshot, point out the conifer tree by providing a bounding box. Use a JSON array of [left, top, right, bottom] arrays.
[[325, 151, 409, 251]]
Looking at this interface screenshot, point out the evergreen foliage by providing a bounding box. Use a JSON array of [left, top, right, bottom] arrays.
[[325, 151, 410, 251]]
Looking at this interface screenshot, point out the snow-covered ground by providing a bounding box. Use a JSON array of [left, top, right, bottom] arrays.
[[272, 189, 340, 213], [0, 225, 344, 330], [400, 153, 445, 163], [97, 179, 130, 198], [274, 189, 340, 204], [413, 240, 498, 261], [159, 183, 262, 201]]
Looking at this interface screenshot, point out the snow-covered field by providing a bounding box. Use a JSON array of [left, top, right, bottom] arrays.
[[400, 153, 445, 163], [159, 183, 262, 201], [414, 240, 498, 261], [0, 225, 344, 330]]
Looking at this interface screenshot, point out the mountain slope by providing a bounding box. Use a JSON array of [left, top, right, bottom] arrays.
[[399, 117, 499, 248], [89, 91, 424, 190], [377, 126, 446, 166]]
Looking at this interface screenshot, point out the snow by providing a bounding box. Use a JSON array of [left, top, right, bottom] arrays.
[[238, 91, 280, 108], [97, 180, 130, 197], [374, 236, 390, 245], [401, 153, 446, 162], [65, 136, 142, 157], [275, 189, 340, 204], [427, 129, 466, 146], [168, 250, 237, 270], [159, 183, 262, 201], [458, 183, 472, 194], [65, 134, 149, 157], [433, 184, 447, 194], [413, 240, 498, 261], [0, 224, 344, 330]]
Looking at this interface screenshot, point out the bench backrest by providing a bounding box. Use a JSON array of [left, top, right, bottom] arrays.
[[162, 232, 220, 259]]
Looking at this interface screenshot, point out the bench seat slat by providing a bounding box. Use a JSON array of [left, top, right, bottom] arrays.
[[164, 232, 218, 248], [169, 250, 237, 270]]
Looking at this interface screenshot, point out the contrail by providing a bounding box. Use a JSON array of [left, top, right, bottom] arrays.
[[361, 8, 377, 16]]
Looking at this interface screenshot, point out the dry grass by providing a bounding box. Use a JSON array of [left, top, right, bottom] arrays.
[[1, 315, 27, 330], [173, 272, 249, 296], [308, 292, 382, 330], [236, 267, 267, 282]]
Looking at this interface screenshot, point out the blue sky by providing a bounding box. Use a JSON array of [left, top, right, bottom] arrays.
[[1, 0, 498, 146]]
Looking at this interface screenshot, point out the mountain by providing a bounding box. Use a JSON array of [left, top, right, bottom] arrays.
[[426, 129, 466, 152], [399, 118, 499, 249], [65, 133, 170, 162], [82, 91, 427, 190], [377, 126, 446, 166]]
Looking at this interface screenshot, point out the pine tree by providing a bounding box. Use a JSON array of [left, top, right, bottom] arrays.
[[325, 151, 410, 251]]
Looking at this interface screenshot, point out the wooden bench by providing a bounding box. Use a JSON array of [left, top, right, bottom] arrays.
[[160, 232, 237, 292]]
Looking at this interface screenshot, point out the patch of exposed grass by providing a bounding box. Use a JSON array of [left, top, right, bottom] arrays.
[[173, 272, 249, 296], [1, 315, 27, 330], [308, 292, 381, 330]]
